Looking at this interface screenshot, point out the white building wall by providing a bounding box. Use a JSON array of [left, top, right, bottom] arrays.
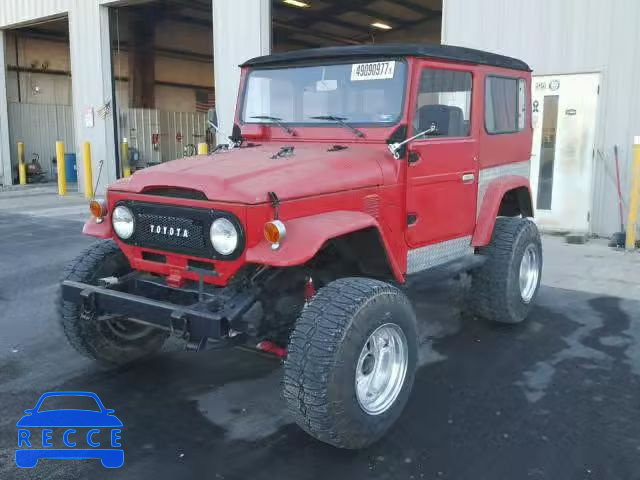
[[212, 0, 271, 144], [442, 0, 640, 236]]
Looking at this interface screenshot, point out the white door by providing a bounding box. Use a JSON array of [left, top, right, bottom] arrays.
[[530, 73, 600, 233]]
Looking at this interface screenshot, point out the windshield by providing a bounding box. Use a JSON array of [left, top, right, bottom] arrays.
[[241, 60, 407, 126]]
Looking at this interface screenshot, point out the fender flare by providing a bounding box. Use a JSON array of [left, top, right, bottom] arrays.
[[83, 216, 112, 238], [472, 176, 532, 247], [245, 210, 404, 282]]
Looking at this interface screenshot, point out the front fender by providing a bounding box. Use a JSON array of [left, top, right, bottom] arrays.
[[245, 210, 404, 282], [473, 176, 532, 247]]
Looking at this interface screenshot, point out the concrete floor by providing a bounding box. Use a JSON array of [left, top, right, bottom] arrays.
[[0, 200, 639, 479]]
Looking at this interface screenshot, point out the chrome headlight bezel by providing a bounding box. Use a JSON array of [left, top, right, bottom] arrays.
[[209, 217, 239, 256], [112, 205, 135, 240]]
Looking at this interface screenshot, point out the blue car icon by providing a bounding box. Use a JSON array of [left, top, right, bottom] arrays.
[[16, 391, 123, 468]]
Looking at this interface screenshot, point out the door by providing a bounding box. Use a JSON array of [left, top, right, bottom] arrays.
[[530, 73, 600, 233], [406, 65, 478, 247]]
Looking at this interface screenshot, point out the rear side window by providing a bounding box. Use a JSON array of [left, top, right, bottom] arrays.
[[413, 68, 472, 137], [485, 76, 527, 134]]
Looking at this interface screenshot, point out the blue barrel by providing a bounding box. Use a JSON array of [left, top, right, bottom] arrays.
[[64, 153, 77, 183]]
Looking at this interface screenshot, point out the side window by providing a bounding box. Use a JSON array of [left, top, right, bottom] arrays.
[[485, 76, 527, 134], [413, 69, 472, 137]]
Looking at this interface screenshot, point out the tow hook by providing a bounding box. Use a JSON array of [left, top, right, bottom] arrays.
[[256, 341, 287, 359]]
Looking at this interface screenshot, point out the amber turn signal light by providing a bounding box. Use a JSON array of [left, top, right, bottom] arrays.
[[264, 220, 287, 246], [90, 199, 107, 219]]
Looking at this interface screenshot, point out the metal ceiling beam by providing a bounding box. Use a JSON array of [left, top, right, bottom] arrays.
[[272, 20, 361, 45], [272, 3, 372, 35], [272, 31, 319, 48]]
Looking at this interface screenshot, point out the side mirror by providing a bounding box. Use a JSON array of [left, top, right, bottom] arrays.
[[387, 124, 438, 159]]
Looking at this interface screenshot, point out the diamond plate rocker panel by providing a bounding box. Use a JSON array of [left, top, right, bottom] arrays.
[[406, 236, 473, 274]]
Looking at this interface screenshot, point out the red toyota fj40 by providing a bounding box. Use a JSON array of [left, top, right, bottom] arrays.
[[60, 44, 541, 449]]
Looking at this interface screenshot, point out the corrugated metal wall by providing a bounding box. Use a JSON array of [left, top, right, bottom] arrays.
[[8, 102, 75, 180], [0, 0, 69, 27], [442, 0, 640, 236], [119, 109, 208, 166]]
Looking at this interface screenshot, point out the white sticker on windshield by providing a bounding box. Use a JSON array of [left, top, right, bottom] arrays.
[[351, 61, 396, 81]]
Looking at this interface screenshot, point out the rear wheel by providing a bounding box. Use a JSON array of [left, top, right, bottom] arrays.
[[468, 217, 542, 324], [283, 277, 417, 449], [57, 240, 167, 364]]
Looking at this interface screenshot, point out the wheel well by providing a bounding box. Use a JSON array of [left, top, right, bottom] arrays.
[[313, 227, 394, 280], [498, 187, 534, 217]]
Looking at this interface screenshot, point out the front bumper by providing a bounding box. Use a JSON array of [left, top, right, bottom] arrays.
[[61, 274, 258, 346]]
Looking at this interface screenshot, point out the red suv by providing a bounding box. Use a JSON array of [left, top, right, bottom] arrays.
[[60, 44, 541, 449]]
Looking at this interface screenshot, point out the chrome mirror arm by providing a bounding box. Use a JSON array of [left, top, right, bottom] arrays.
[[387, 124, 438, 159], [208, 121, 236, 151]]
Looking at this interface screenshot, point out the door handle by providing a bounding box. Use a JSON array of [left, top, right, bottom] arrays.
[[462, 173, 475, 184]]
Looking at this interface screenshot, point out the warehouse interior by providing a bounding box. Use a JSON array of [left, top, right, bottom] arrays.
[[3, 0, 443, 176], [4, 17, 75, 184]]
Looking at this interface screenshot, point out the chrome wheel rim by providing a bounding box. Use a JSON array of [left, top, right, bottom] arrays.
[[355, 323, 408, 416], [519, 244, 540, 303]]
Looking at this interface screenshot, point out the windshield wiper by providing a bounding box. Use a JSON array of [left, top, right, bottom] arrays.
[[309, 115, 365, 138], [250, 115, 295, 136]]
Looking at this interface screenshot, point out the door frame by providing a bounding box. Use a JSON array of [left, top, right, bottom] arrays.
[[404, 59, 481, 247], [530, 70, 603, 234]]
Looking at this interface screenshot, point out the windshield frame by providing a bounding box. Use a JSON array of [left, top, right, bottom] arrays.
[[239, 57, 409, 128]]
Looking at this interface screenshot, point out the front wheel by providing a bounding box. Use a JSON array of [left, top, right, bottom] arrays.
[[283, 277, 417, 449], [468, 217, 543, 324], [57, 240, 168, 364]]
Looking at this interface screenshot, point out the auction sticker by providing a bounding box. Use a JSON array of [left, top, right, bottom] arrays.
[[351, 61, 395, 81]]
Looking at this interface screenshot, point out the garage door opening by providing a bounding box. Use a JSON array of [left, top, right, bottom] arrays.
[[4, 17, 76, 186], [109, 0, 214, 172], [272, 0, 442, 51]]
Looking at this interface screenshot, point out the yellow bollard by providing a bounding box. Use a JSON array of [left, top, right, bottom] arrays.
[[56, 141, 66, 196], [197, 142, 209, 155], [121, 138, 131, 178], [626, 137, 640, 250], [83, 141, 94, 199], [17, 142, 26, 185]]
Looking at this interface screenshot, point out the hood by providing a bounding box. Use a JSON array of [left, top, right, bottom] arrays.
[[111, 143, 390, 204]]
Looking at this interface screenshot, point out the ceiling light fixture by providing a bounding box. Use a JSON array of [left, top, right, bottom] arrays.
[[283, 0, 310, 7], [371, 22, 392, 30]]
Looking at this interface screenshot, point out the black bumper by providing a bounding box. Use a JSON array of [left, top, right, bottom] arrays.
[[61, 279, 255, 341]]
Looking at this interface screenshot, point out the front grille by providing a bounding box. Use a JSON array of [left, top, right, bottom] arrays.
[[118, 201, 244, 260], [136, 213, 207, 253]]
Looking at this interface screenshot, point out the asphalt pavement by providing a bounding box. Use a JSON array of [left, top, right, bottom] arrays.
[[1, 210, 639, 480]]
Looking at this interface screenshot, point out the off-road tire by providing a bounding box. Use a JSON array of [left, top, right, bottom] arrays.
[[469, 217, 542, 324], [283, 277, 417, 449], [58, 240, 168, 364]]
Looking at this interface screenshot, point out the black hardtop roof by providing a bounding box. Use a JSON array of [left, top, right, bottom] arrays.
[[241, 43, 531, 72]]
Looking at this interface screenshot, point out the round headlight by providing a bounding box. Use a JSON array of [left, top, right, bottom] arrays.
[[210, 218, 238, 255], [112, 205, 135, 240]]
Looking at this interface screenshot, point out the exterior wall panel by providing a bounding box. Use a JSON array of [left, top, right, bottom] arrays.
[[0, 0, 69, 28], [443, 0, 640, 236]]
